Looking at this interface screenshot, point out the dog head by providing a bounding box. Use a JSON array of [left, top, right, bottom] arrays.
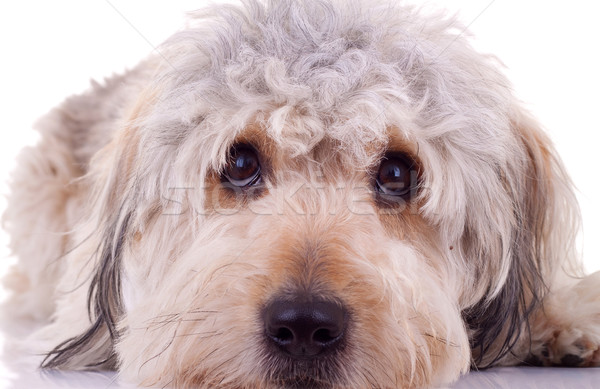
[[43, 1, 579, 387]]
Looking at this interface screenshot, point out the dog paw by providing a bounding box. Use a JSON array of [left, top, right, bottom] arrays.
[[526, 273, 600, 367], [528, 328, 600, 367]]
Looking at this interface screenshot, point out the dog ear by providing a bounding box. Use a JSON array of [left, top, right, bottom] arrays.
[[41, 95, 146, 370], [41, 211, 132, 370], [463, 107, 581, 367]]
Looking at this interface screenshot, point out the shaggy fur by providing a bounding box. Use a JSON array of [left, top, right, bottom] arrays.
[[3, 0, 600, 387]]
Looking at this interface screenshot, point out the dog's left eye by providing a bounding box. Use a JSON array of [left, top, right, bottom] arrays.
[[375, 154, 418, 198], [222, 144, 262, 187]]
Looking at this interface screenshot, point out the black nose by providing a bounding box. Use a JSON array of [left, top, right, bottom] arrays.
[[263, 298, 346, 359]]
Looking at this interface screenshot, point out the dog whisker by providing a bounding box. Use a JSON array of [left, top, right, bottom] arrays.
[[423, 332, 462, 348], [139, 324, 180, 371], [175, 331, 222, 339]]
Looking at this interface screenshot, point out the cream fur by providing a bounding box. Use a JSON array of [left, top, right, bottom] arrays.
[[3, 0, 599, 388]]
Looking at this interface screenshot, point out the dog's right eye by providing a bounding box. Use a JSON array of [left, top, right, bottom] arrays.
[[221, 144, 262, 187]]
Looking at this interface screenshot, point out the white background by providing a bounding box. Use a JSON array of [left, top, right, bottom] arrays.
[[0, 0, 599, 367], [0, 0, 599, 299]]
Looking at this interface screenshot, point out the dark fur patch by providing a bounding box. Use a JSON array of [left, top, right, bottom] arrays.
[[41, 211, 131, 370], [560, 354, 584, 367], [463, 249, 545, 368]]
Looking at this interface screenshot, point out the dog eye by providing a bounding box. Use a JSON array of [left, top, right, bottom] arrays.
[[222, 144, 262, 187], [375, 154, 418, 198]]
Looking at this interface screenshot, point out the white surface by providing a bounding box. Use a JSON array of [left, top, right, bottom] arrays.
[[453, 367, 600, 389], [0, 1, 599, 388], [2, 364, 600, 389]]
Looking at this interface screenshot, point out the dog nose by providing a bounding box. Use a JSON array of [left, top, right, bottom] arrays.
[[263, 298, 346, 359]]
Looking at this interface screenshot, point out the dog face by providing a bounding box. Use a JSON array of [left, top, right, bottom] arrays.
[[40, 1, 578, 387], [117, 128, 472, 387]]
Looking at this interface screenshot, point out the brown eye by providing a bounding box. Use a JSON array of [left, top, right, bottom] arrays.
[[222, 144, 262, 187], [375, 154, 418, 198]]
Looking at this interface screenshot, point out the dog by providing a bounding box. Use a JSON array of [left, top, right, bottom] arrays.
[[3, 0, 600, 387]]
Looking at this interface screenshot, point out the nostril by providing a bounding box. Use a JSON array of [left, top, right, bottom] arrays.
[[273, 327, 294, 344], [313, 328, 338, 344]]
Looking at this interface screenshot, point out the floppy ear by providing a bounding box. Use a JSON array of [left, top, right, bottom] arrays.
[[463, 106, 581, 367], [41, 96, 145, 370]]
